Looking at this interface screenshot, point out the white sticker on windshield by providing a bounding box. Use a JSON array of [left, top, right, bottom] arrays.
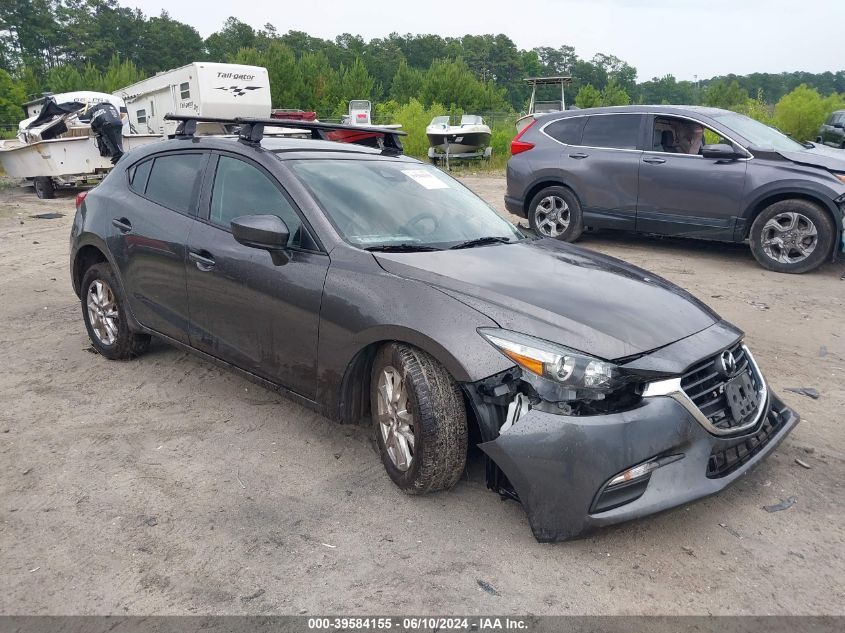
[[402, 169, 450, 190]]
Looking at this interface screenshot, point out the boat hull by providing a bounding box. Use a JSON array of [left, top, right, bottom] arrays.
[[0, 134, 160, 179], [426, 131, 492, 155]]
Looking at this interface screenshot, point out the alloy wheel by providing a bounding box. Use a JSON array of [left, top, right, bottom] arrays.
[[86, 279, 119, 345], [376, 366, 415, 472], [760, 211, 818, 264], [534, 195, 570, 237]]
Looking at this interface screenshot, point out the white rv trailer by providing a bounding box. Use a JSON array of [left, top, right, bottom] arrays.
[[114, 62, 271, 136]]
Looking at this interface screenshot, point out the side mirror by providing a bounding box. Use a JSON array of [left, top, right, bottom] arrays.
[[231, 214, 290, 264], [701, 143, 744, 160]]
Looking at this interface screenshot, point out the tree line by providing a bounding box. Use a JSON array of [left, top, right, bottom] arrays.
[[1, 0, 844, 144]]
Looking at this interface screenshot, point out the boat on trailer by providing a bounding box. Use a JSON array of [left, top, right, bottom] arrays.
[[0, 92, 159, 198], [426, 115, 492, 165]]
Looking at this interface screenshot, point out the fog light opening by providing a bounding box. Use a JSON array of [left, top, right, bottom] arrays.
[[607, 461, 660, 488]]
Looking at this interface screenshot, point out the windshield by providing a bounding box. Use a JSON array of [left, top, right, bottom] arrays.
[[289, 160, 523, 249], [710, 112, 806, 151]]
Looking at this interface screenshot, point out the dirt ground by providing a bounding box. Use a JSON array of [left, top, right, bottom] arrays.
[[1, 175, 844, 616]]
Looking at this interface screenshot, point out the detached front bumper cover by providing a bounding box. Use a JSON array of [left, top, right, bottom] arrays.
[[478, 392, 799, 542]]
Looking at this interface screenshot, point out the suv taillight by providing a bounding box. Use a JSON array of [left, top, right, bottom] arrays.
[[511, 118, 537, 156], [75, 190, 88, 209]]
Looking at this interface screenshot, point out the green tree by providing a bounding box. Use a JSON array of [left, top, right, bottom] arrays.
[[705, 80, 749, 109], [601, 80, 630, 106], [46, 64, 85, 93], [0, 67, 26, 131], [205, 17, 256, 62], [389, 59, 423, 104], [575, 84, 601, 108], [235, 43, 302, 108], [100, 54, 144, 92], [295, 51, 338, 114], [337, 58, 375, 103], [419, 58, 509, 112], [772, 85, 845, 142]]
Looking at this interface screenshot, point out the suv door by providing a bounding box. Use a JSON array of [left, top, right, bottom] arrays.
[[185, 153, 329, 399], [546, 113, 644, 230], [109, 151, 209, 343], [635, 114, 748, 240]]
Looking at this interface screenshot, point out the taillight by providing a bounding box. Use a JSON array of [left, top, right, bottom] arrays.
[[511, 118, 537, 156], [75, 190, 88, 209]]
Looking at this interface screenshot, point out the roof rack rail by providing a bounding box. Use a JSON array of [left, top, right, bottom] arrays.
[[163, 114, 406, 155]]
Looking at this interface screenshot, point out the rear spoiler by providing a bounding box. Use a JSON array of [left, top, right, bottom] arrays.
[[163, 114, 406, 156]]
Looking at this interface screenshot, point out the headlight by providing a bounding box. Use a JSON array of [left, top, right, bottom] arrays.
[[478, 328, 624, 400]]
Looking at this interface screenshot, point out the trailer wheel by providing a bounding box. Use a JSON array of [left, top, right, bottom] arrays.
[[34, 177, 55, 199]]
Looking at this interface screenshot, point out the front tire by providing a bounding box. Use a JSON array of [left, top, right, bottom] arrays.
[[81, 263, 150, 359], [370, 343, 467, 494], [528, 185, 583, 241], [749, 199, 834, 274]]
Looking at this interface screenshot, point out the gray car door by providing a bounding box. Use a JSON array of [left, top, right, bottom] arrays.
[[636, 114, 748, 240], [108, 151, 209, 343], [550, 113, 644, 230], [185, 153, 329, 399]]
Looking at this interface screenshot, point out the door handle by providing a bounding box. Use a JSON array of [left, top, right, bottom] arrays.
[[643, 157, 666, 164], [569, 152, 589, 159], [189, 250, 216, 271], [112, 217, 132, 233]]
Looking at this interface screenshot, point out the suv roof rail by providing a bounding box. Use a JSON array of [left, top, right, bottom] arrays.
[[163, 114, 406, 155]]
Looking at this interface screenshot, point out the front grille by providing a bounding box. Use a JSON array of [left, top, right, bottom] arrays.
[[680, 342, 762, 432], [707, 407, 786, 478]]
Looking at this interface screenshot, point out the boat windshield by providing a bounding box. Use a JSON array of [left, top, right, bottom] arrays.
[[430, 116, 451, 126], [460, 115, 483, 126]]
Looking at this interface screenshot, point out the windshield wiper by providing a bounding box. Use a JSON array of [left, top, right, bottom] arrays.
[[364, 243, 442, 252], [449, 236, 514, 250]]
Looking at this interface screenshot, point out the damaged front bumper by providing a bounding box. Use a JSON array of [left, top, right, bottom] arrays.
[[476, 390, 799, 543]]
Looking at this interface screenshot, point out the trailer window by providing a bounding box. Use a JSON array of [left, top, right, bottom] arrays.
[[180, 82, 190, 100], [136, 108, 147, 124]]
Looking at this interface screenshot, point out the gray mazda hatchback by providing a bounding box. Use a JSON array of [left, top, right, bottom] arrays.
[[506, 105, 845, 274], [71, 118, 799, 541]]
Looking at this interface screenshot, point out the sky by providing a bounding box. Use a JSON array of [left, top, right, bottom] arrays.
[[118, 0, 844, 81]]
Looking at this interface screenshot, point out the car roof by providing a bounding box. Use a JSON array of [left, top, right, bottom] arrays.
[[122, 134, 418, 164], [537, 104, 733, 122]]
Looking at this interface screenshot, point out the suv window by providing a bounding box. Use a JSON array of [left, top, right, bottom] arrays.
[[210, 155, 305, 248], [544, 117, 586, 145], [581, 114, 642, 150], [145, 153, 206, 214]]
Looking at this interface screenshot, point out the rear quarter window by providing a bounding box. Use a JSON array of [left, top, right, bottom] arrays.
[[127, 159, 152, 194], [144, 153, 206, 214], [581, 114, 643, 150], [544, 117, 586, 145]]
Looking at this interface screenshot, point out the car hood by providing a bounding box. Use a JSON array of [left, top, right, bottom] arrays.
[[374, 239, 719, 361], [777, 145, 845, 172]]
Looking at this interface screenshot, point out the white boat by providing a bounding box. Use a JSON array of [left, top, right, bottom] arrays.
[[426, 115, 492, 162], [0, 92, 159, 198]]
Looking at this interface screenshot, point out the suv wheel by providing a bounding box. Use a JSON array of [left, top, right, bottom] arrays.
[[81, 263, 150, 359], [749, 199, 834, 273], [528, 186, 583, 241], [370, 343, 467, 494]]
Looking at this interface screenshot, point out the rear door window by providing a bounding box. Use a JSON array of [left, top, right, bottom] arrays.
[[128, 159, 152, 193], [144, 153, 206, 214], [581, 114, 643, 150], [544, 117, 586, 145]]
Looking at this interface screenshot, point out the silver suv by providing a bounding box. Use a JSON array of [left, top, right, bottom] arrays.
[[505, 105, 845, 273]]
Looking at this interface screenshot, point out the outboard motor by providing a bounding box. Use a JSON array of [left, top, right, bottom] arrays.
[[89, 102, 125, 164]]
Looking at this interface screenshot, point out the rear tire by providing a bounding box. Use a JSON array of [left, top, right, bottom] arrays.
[[34, 177, 55, 199], [81, 263, 150, 359], [749, 199, 834, 274], [528, 185, 583, 241], [370, 343, 467, 494]]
